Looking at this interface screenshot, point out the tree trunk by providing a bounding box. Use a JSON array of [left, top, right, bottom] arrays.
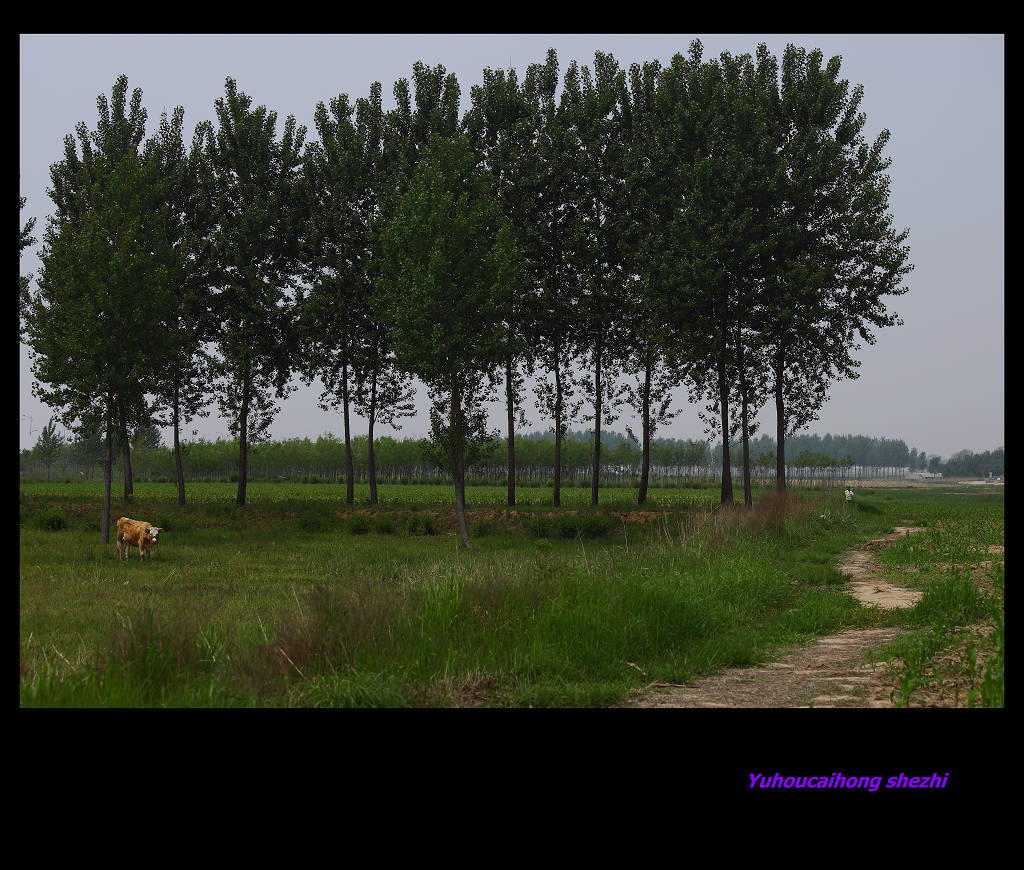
[[342, 363, 354, 505], [451, 387, 472, 549], [740, 394, 752, 509], [734, 326, 752, 509], [718, 357, 734, 506], [638, 351, 652, 506], [506, 356, 516, 507], [368, 369, 378, 505], [236, 374, 249, 506], [774, 346, 787, 495], [173, 380, 185, 506], [119, 404, 133, 498], [101, 394, 113, 544], [553, 354, 562, 508], [591, 337, 602, 507]]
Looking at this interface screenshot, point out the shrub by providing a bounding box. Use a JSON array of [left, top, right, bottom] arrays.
[[346, 514, 370, 535], [524, 515, 553, 538], [555, 514, 579, 539], [300, 515, 328, 533], [406, 515, 422, 535], [547, 513, 615, 539], [580, 514, 615, 538], [35, 512, 67, 531], [150, 517, 178, 533], [421, 517, 436, 536], [471, 519, 491, 537], [372, 517, 394, 535]]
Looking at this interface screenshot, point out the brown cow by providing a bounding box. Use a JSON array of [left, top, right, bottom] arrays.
[[116, 516, 166, 561]]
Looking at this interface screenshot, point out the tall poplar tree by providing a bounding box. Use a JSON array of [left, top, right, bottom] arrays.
[[618, 58, 692, 505], [25, 75, 173, 540], [717, 47, 782, 509], [560, 52, 632, 506], [195, 78, 309, 505], [379, 134, 521, 548], [371, 63, 468, 501], [522, 49, 584, 507], [656, 43, 740, 505], [300, 82, 417, 505], [763, 44, 913, 493], [299, 90, 369, 505], [353, 83, 418, 503], [140, 107, 215, 505], [465, 64, 536, 506]]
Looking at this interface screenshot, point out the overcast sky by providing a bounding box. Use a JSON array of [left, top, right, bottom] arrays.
[[19, 33, 1004, 460]]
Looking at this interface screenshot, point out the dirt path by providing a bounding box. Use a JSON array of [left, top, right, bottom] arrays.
[[629, 525, 927, 708]]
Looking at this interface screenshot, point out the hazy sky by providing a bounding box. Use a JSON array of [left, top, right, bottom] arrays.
[[19, 34, 1005, 459]]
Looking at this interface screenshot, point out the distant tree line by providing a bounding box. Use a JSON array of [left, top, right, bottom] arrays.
[[938, 448, 1004, 478], [21, 40, 912, 546], [25, 426, 978, 485]]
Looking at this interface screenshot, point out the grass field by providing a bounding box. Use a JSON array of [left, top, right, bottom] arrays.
[[19, 480, 1004, 707]]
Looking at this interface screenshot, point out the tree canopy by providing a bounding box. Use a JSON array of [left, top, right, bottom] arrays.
[[21, 44, 913, 514], [379, 133, 522, 546]]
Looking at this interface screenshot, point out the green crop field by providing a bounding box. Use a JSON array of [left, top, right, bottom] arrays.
[[19, 481, 1003, 707], [17, 479, 723, 508]]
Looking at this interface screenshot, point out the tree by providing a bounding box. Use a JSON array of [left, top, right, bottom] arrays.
[[25, 75, 174, 540], [762, 43, 914, 493], [132, 423, 163, 450], [144, 105, 215, 505], [559, 52, 632, 506], [466, 64, 537, 506], [657, 42, 746, 506], [298, 81, 419, 506], [113, 395, 146, 497], [718, 47, 780, 509], [298, 90, 371, 505], [379, 134, 521, 548], [618, 58, 693, 505], [350, 62, 467, 504], [32, 419, 65, 480], [69, 428, 107, 476], [195, 78, 309, 505], [522, 49, 585, 507]]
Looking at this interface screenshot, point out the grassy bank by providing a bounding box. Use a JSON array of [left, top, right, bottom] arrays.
[[19, 483, 1003, 707], [864, 488, 1005, 706]]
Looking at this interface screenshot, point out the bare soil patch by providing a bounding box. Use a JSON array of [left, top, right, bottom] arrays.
[[630, 627, 906, 708], [840, 526, 926, 610]]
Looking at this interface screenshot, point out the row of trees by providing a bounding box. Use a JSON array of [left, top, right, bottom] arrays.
[[23, 426, 948, 484], [21, 41, 912, 547], [939, 448, 1005, 478], [738, 431, 932, 471]]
